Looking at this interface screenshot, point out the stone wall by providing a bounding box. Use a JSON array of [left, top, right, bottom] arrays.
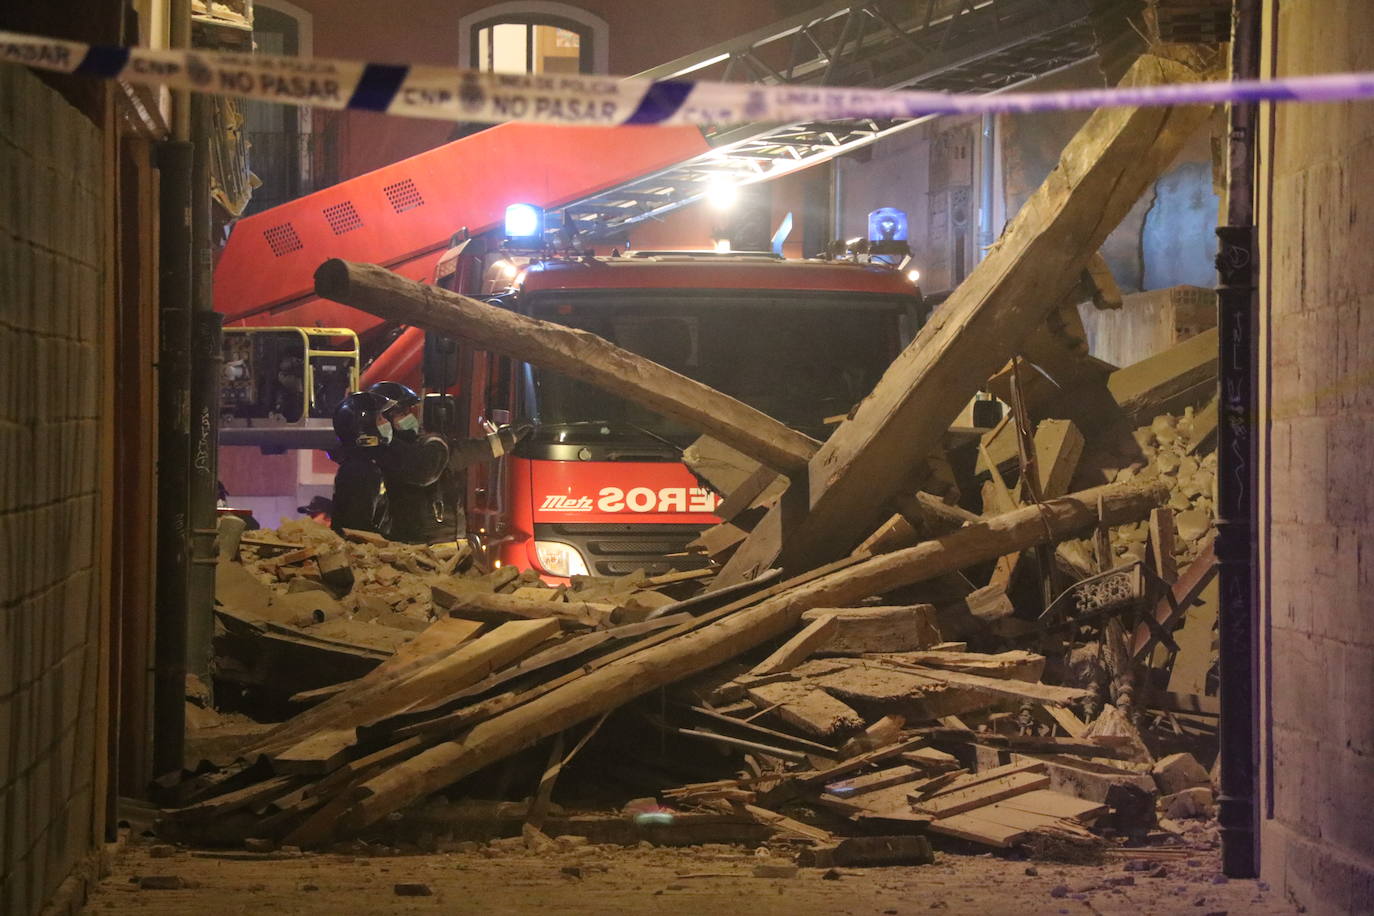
[[1260, 1, 1374, 912], [0, 65, 108, 916]]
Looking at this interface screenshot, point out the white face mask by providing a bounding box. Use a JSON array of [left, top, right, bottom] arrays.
[[396, 413, 420, 433], [376, 418, 393, 444]]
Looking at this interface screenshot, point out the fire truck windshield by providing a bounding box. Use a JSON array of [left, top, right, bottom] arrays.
[[524, 290, 910, 448]]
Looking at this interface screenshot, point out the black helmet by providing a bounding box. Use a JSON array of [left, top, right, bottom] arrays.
[[367, 381, 420, 410], [333, 390, 396, 449], [368, 381, 422, 440]]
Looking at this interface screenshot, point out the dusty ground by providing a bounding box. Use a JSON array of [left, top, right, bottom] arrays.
[[84, 832, 1297, 916]]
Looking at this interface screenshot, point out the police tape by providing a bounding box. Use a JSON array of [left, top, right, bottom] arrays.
[[5, 28, 1374, 128]]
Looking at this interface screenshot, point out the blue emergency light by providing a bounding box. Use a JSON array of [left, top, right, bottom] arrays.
[[868, 207, 908, 243], [505, 203, 544, 239]]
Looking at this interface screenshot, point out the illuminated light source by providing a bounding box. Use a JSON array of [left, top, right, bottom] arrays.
[[492, 258, 519, 278], [504, 202, 544, 239], [533, 540, 590, 577], [714, 239, 732, 253], [907, 268, 921, 284], [705, 177, 738, 211], [867, 207, 909, 242]]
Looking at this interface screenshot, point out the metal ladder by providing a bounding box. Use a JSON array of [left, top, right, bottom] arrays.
[[561, 0, 1119, 240]]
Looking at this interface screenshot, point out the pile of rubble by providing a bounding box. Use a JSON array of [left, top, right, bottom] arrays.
[[164, 49, 1227, 867]]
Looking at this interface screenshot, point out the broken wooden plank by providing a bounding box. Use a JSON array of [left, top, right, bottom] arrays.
[[162, 775, 302, 820], [1130, 539, 1217, 659], [246, 618, 558, 759], [914, 770, 1051, 817], [315, 259, 818, 474], [866, 650, 1044, 681], [685, 706, 839, 758], [801, 605, 942, 654], [745, 681, 864, 739], [431, 582, 606, 627], [901, 746, 961, 772], [878, 663, 1089, 708], [1009, 753, 1157, 805], [826, 765, 924, 797], [1043, 705, 1090, 739], [1080, 251, 1123, 310], [717, 53, 1216, 582], [741, 804, 834, 844], [1185, 397, 1219, 454], [270, 729, 354, 777], [1148, 507, 1178, 584], [669, 725, 811, 764], [1165, 576, 1218, 695], [810, 665, 1005, 723], [750, 614, 838, 676], [924, 810, 1030, 847]]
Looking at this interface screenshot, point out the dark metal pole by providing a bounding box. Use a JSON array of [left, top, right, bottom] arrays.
[[186, 94, 221, 682], [152, 140, 194, 780], [1215, 0, 1261, 879]]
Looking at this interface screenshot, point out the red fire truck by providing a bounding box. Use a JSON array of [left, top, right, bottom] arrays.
[[212, 124, 924, 576], [431, 241, 924, 578]]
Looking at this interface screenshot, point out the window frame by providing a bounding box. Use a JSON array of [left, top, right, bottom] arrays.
[[458, 2, 609, 75]]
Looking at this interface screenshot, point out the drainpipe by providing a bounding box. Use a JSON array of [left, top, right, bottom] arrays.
[[152, 138, 193, 780], [1215, 0, 1261, 879], [152, 0, 194, 781], [186, 93, 221, 683]]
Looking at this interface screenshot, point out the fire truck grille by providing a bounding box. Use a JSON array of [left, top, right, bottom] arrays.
[[535, 523, 712, 577]]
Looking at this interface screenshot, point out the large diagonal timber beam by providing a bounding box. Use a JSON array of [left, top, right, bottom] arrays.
[[313, 260, 820, 475], [717, 52, 1216, 584]]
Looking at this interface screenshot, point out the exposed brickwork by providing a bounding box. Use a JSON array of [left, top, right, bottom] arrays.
[[0, 65, 106, 916], [1262, 1, 1374, 912]]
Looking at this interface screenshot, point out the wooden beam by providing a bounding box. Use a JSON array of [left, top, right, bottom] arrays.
[[1108, 326, 1219, 424], [717, 54, 1213, 582], [316, 480, 1164, 842], [314, 259, 819, 474], [800, 604, 942, 654], [750, 613, 838, 676], [1034, 419, 1085, 498]]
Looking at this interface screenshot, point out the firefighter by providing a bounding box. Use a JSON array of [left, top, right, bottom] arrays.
[[366, 381, 450, 544], [367, 381, 533, 543], [329, 390, 396, 535]]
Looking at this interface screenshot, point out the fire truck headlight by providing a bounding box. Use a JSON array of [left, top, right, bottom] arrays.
[[533, 540, 590, 578]]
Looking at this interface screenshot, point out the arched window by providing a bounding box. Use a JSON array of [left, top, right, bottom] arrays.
[[458, 2, 609, 75]]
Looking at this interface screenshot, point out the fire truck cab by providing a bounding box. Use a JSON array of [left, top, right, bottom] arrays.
[[443, 247, 925, 579]]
